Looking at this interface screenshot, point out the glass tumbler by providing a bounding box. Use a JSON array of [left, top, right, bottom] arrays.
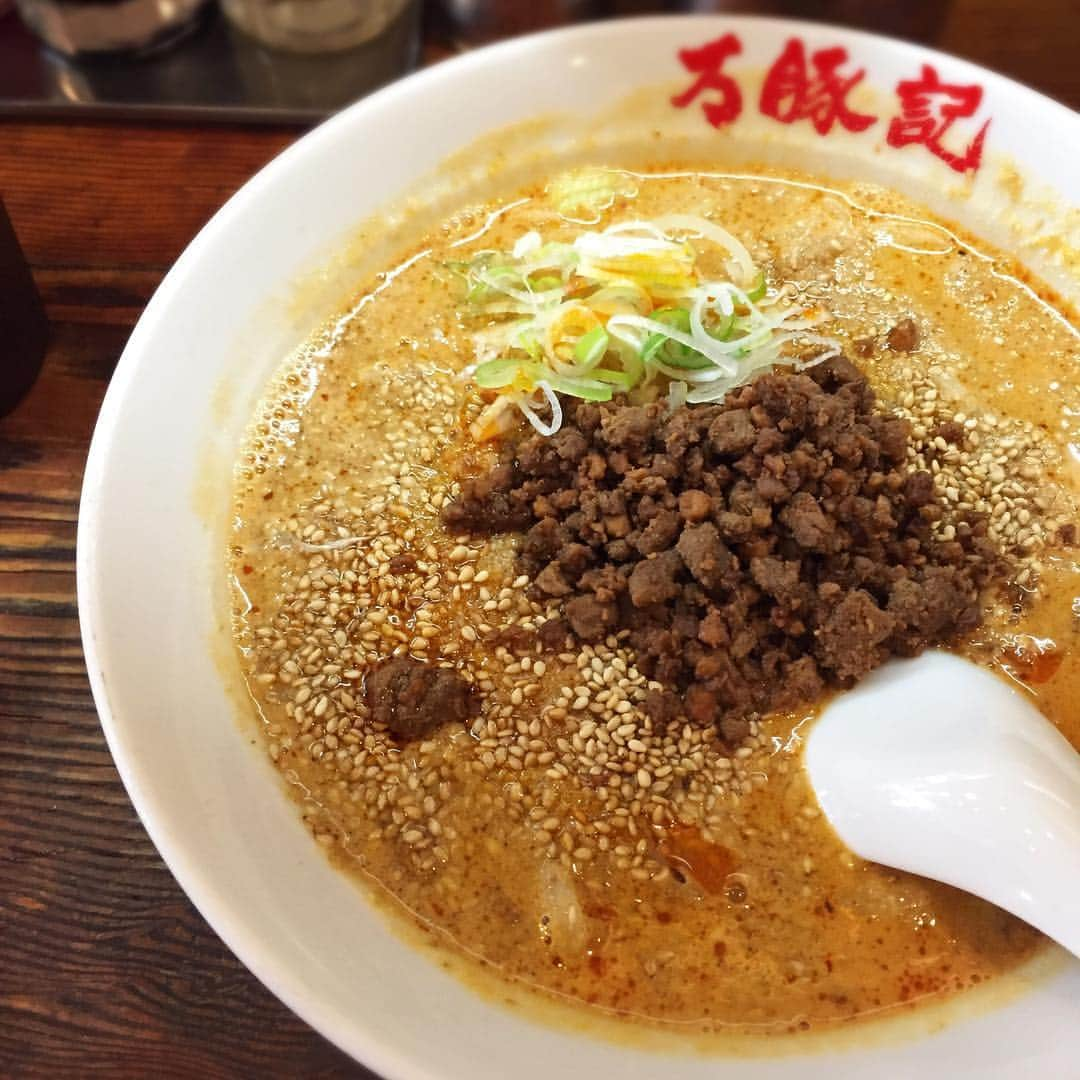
[[15, 0, 210, 56], [220, 0, 413, 53]]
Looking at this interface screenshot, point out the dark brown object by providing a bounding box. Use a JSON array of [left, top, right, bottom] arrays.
[[366, 656, 474, 741], [0, 197, 48, 416], [564, 593, 617, 640], [388, 551, 417, 573], [886, 316, 921, 352], [0, 4, 1074, 1072], [444, 360, 999, 731]]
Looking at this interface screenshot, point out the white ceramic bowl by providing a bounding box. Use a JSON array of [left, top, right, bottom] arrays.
[[78, 15, 1079, 1079]]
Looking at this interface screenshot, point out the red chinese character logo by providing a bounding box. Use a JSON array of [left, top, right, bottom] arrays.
[[887, 65, 990, 174], [671, 33, 744, 128], [760, 38, 876, 134]]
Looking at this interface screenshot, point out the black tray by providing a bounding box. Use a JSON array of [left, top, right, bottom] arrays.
[[0, 2, 420, 124]]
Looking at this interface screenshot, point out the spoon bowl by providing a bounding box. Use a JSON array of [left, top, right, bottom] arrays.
[[805, 650, 1080, 958]]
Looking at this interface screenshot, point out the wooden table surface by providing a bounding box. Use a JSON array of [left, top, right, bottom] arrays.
[[0, 1, 1076, 1075]]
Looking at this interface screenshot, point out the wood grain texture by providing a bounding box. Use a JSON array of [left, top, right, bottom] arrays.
[[0, 4, 1076, 1076], [0, 122, 296, 271], [0, 123, 366, 1077]]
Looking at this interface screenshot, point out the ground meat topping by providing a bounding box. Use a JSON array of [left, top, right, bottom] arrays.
[[442, 360, 1001, 731], [367, 657, 475, 742]]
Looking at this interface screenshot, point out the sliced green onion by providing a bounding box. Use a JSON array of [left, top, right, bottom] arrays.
[[641, 307, 690, 361], [528, 274, 563, 291], [640, 307, 711, 369], [517, 333, 543, 360], [616, 349, 644, 388], [586, 282, 652, 316], [473, 358, 615, 402], [655, 306, 690, 330], [746, 270, 767, 303], [544, 372, 614, 401], [460, 214, 839, 439], [640, 331, 666, 365], [588, 367, 636, 388], [473, 358, 525, 388], [574, 326, 609, 367], [660, 348, 713, 370], [710, 311, 736, 341]]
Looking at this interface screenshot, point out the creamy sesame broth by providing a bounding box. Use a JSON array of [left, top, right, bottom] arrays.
[[230, 168, 1079, 1037]]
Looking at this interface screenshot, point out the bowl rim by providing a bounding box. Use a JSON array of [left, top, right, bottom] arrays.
[[76, 13, 1079, 1076]]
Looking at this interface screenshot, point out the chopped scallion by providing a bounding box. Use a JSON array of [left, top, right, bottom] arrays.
[[574, 326, 609, 367], [747, 270, 767, 303], [457, 203, 840, 438]]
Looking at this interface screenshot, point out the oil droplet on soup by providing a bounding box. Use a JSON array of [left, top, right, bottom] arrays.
[[229, 168, 1079, 1036]]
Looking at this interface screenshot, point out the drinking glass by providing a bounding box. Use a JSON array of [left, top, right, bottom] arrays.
[[15, 0, 210, 56]]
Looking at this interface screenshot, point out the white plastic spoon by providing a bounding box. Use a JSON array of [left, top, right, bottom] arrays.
[[804, 649, 1080, 959]]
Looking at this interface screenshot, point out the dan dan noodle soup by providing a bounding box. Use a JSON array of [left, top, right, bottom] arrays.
[[230, 168, 1079, 1035]]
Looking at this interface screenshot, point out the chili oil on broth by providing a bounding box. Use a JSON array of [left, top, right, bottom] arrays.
[[229, 166, 1079, 1040]]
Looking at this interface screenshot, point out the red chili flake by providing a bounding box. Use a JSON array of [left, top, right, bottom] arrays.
[[657, 823, 735, 893], [760, 38, 876, 135], [671, 33, 744, 128], [887, 64, 990, 174], [242, 565, 254, 575]]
